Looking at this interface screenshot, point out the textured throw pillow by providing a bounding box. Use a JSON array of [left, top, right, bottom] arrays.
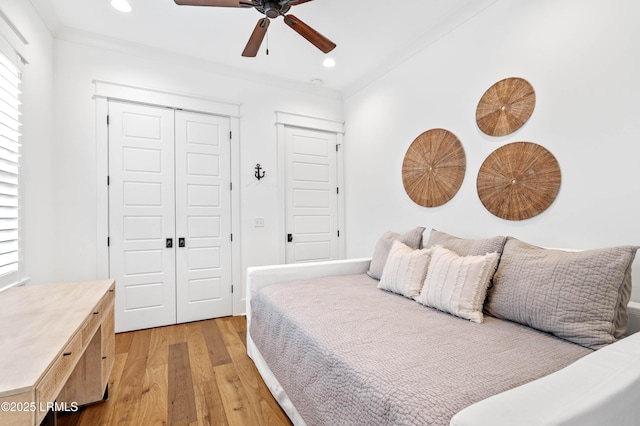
[[415, 246, 500, 323], [425, 229, 507, 257], [485, 237, 638, 349], [378, 240, 434, 298], [367, 227, 426, 280]]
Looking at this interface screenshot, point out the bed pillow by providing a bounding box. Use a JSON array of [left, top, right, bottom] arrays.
[[367, 227, 426, 280], [485, 237, 638, 349], [425, 229, 507, 257], [378, 240, 434, 298], [415, 246, 500, 323]]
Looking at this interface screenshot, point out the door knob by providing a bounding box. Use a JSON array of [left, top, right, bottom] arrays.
[[287, 234, 293, 242], [166, 238, 173, 248], [178, 238, 185, 248]]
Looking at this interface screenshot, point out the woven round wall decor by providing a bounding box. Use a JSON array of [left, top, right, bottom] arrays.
[[477, 142, 560, 220], [402, 128, 466, 208], [476, 77, 536, 137]]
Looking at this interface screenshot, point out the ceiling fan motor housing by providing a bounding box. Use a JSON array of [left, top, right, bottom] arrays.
[[257, 0, 291, 18]]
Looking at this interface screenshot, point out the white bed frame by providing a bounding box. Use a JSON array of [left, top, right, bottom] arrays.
[[246, 258, 640, 426]]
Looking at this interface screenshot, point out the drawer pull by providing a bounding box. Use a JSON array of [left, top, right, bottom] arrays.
[[102, 356, 107, 360], [93, 311, 100, 315], [63, 352, 72, 356]]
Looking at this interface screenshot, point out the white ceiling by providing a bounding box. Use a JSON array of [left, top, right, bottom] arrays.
[[29, 0, 498, 93]]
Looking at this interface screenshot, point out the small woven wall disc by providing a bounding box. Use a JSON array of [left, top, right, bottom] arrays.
[[402, 128, 466, 207], [477, 142, 561, 220], [476, 77, 536, 136]]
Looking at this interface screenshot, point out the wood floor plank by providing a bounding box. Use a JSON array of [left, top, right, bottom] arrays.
[[110, 328, 152, 424], [201, 319, 233, 367], [217, 318, 251, 365], [167, 322, 187, 346], [237, 330, 248, 350], [214, 362, 261, 426], [115, 330, 133, 355], [168, 342, 198, 425], [229, 316, 248, 350], [229, 315, 247, 334], [137, 326, 169, 425], [186, 321, 215, 385], [218, 318, 292, 425], [192, 378, 229, 426], [187, 321, 230, 425]]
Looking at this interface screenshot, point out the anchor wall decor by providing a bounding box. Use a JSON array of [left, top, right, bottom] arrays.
[[254, 163, 266, 180]]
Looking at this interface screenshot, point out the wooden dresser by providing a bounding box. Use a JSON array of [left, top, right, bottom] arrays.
[[0, 280, 115, 425]]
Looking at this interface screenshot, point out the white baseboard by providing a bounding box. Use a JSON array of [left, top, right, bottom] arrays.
[[627, 301, 640, 336]]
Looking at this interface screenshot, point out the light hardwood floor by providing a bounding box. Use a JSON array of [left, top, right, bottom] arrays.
[[57, 316, 292, 426]]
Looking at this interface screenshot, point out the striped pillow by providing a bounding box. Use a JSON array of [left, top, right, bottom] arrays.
[[416, 245, 500, 323], [378, 240, 434, 298]]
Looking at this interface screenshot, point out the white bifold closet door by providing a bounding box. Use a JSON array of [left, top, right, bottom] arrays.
[[108, 101, 232, 332], [174, 109, 232, 324]]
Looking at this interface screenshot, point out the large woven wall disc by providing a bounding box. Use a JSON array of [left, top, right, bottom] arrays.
[[477, 142, 560, 220], [476, 77, 536, 136], [402, 128, 466, 207]]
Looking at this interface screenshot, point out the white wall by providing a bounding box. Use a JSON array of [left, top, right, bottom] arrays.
[[2, 0, 56, 285], [343, 0, 640, 301], [8, 0, 640, 305], [49, 37, 342, 303]]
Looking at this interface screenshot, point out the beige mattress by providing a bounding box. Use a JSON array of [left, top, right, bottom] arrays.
[[250, 273, 592, 426]]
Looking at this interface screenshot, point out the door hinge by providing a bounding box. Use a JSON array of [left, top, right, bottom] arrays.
[[230, 233, 233, 242], [231, 285, 234, 294], [337, 230, 340, 237], [336, 187, 339, 194], [106, 115, 109, 126], [229, 130, 232, 140], [336, 143, 339, 152], [107, 237, 110, 246], [107, 176, 110, 186], [230, 182, 232, 191]]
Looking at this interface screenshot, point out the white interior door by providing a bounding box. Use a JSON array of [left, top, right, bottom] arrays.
[[285, 126, 339, 263], [175, 110, 232, 323], [108, 101, 177, 332]]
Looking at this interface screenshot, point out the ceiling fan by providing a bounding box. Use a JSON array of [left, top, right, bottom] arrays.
[[173, 0, 337, 57]]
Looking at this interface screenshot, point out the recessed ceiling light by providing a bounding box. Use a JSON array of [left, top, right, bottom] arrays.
[[323, 57, 336, 68], [111, 0, 132, 13]]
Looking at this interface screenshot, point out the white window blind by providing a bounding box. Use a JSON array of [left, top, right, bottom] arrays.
[[0, 50, 21, 290]]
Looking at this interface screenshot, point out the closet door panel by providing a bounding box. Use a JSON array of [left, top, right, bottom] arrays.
[[108, 101, 177, 333], [175, 111, 232, 323]]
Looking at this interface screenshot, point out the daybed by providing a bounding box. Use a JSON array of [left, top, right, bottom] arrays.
[[246, 229, 640, 426]]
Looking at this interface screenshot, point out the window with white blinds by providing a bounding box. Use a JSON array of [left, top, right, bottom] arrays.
[[0, 51, 21, 290]]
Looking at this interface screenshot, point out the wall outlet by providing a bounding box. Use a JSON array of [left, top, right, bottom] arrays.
[[254, 217, 265, 227]]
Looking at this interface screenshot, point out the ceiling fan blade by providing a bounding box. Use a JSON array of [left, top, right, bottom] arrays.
[[290, 0, 314, 5], [283, 14, 336, 54], [174, 0, 252, 7], [242, 18, 270, 57]]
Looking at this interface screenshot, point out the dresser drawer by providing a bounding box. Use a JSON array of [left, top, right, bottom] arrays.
[[35, 332, 82, 424]]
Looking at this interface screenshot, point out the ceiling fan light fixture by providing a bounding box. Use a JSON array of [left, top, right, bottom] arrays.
[[323, 57, 336, 68], [110, 0, 132, 13], [263, 1, 281, 18]]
